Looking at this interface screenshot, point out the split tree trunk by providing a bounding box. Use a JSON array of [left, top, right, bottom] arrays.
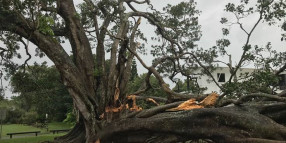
[[97, 103, 286, 143], [53, 102, 286, 143]]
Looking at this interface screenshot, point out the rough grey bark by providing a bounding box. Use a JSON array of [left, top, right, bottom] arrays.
[[98, 103, 286, 143]]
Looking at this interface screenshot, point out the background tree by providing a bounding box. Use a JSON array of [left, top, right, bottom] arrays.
[[128, 73, 168, 97], [0, 0, 286, 143], [212, 0, 286, 100], [172, 78, 206, 94], [129, 59, 138, 81], [10, 62, 72, 122]]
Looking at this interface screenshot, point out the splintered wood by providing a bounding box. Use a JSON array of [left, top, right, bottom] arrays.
[[199, 92, 219, 107], [167, 98, 203, 111], [105, 104, 125, 113], [127, 95, 142, 111], [104, 95, 142, 114], [113, 87, 120, 105], [168, 92, 219, 111], [146, 98, 159, 106]]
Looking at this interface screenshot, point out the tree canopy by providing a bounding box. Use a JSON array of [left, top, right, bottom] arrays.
[[0, 0, 286, 143]]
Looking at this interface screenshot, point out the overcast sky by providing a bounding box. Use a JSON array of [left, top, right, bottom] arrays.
[[2, 0, 285, 98], [134, 0, 285, 84], [196, 0, 284, 65]]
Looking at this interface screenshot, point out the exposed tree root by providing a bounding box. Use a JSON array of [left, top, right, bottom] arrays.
[[54, 121, 85, 143]]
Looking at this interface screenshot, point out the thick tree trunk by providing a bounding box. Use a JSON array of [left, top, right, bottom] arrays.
[[52, 102, 286, 143], [96, 103, 286, 143], [55, 122, 85, 143]]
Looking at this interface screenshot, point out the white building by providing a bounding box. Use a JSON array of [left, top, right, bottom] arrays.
[[190, 67, 286, 94]]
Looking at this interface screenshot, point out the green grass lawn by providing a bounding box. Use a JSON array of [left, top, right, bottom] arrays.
[[0, 122, 73, 143], [0, 133, 65, 143], [48, 122, 73, 130]]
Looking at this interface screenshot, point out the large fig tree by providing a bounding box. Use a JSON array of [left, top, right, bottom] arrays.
[[1, 0, 286, 143]]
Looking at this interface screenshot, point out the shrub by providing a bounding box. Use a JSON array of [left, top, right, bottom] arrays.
[[1, 107, 25, 124], [63, 111, 76, 125], [21, 111, 38, 125]]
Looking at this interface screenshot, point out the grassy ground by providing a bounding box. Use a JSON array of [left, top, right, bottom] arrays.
[[0, 122, 73, 143], [48, 122, 73, 130], [0, 133, 65, 143]]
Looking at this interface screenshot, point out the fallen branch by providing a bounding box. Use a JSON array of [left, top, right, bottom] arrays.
[[219, 93, 286, 107], [131, 95, 167, 103], [135, 101, 183, 118]]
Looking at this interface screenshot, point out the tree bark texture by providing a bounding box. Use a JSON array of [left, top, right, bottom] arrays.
[[95, 103, 286, 143], [1, 1, 286, 143]]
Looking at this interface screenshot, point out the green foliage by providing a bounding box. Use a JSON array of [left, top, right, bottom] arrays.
[[127, 73, 168, 98], [10, 63, 73, 122], [5, 108, 24, 124], [220, 17, 228, 24], [172, 79, 187, 93], [21, 111, 38, 125], [129, 59, 138, 81], [0, 99, 25, 124], [215, 0, 286, 98], [222, 70, 279, 96], [172, 79, 206, 94], [243, 44, 252, 51], [222, 28, 229, 36], [93, 68, 103, 77], [63, 111, 76, 125], [38, 15, 55, 36], [150, 1, 208, 82], [216, 39, 231, 49]]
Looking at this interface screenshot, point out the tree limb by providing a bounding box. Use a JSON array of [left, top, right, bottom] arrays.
[[135, 101, 183, 118], [219, 93, 286, 107], [132, 95, 167, 103], [19, 37, 31, 73]]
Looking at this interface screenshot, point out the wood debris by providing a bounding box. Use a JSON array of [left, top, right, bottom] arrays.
[[105, 95, 142, 114], [127, 95, 142, 111], [167, 98, 203, 111], [105, 105, 125, 113], [167, 92, 219, 111], [199, 92, 219, 107], [95, 139, 100, 143], [113, 87, 120, 105], [146, 98, 159, 106]]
